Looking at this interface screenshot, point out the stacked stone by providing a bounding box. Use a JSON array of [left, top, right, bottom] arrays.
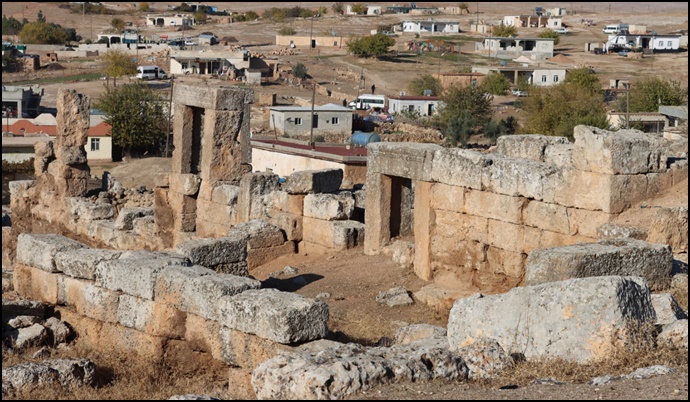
[[52, 89, 91, 198]]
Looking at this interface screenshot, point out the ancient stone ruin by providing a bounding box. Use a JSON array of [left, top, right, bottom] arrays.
[[3, 85, 688, 399]]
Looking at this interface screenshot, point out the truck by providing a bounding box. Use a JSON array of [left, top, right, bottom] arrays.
[[602, 23, 629, 34]]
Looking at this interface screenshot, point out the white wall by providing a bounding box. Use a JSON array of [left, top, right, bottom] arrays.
[[252, 148, 350, 177], [86, 136, 112, 161]]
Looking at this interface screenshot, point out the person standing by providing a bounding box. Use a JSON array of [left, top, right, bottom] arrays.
[[371, 84, 376, 94]]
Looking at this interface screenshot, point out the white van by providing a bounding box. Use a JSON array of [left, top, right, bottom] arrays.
[[348, 94, 387, 111], [136, 65, 168, 80], [602, 24, 628, 34]]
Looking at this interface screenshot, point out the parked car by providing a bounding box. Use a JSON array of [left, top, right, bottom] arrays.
[[511, 89, 528, 97], [591, 48, 605, 55], [618, 50, 629, 57], [184, 40, 197, 46], [554, 28, 569, 34]]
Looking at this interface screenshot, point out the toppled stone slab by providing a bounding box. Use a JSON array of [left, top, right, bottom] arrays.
[[115, 207, 155, 230], [65, 198, 114, 221], [393, 324, 446, 345], [658, 319, 688, 350], [494, 135, 570, 162], [651, 294, 687, 326], [218, 289, 328, 344], [590, 365, 675, 386], [596, 223, 648, 241], [447, 276, 656, 363], [525, 239, 673, 290], [55, 249, 122, 280], [169, 395, 220, 400], [229, 219, 285, 249], [176, 235, 248, 268], [303, 193, 355, 221], [16, 234, 88, 273], [284, 169, 343, 194], [44, 317, 72, 345], [96, 253, 190, 300], [7, 315, 41, 329], [155, 265, 260, 321], [251, 338, 469, 400], [376, 287, 414, 307], [12, 323, 49, 349], [2, 359, 95, 392], [459, 338, 514, 380], [43, 359, 96, 387]]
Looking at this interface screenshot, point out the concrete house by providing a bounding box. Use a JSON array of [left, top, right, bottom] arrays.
[[475, 37, 554, 60], [2, 85, 43, 118], [607, 34, 682, 51], [401, 20, 460, 34], [269, 104, 353, 138], [472, 66, 567, 86], [276, 35, 345, 48], [169, 50, 249, 76], [388, 95, 441, 116], [146, 14, 195, 27], [503, 14, 562, 28]]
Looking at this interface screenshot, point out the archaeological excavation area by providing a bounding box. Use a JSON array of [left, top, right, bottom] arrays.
[[2, 86, 688, 399]]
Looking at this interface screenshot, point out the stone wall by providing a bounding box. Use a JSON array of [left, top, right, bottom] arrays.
[[12, 233, 328, 367], [365, 128, 688, 294]]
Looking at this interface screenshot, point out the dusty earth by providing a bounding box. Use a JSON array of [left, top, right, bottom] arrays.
[[2, 2, 689, 400]]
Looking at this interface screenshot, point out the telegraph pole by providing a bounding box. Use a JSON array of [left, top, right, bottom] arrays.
[[309, 83, 316, 150]]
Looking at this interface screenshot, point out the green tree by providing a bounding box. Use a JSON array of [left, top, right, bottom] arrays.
[[446, 110, 476, 146], [350, 3, 368, 15], [437, 85, 493, 133], [331, 2, 344, 14], [194, 11, 207, 24], [102, 49, 137, 86], [407, 74, 442, 96], [95, 82, 168, 158], [2, 15, 25, 35], [244, 11, 259, 21], [480, 71, 511, 95], [138, 2, 151, 12], [562, 67, 600, 94], [458, 3, 470, 13], [520, 83, 609, 139], [18, 22, 68, 44], [346, 33, 395, 58], [299, 9, 316, 18], [110, 18, 126, 33], [492, 23, 517, 37], [278, 26, 296, 35], [318, 6, 328, 15], [620, 77, 687, 113], [537, 28, 560, 45], [482, 116, 516, 144], [37, 10, 46, 23], [293, 62, 308, 79]]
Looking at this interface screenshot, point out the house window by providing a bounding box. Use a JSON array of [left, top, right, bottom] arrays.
[[553, 75, 559, 82], [181, 62, 188, 70], [667, 41, 672, 47], [541, 75, 547, 82], [331, 117, 339, 125], [294, 117, 302, 125], [90, 138, 100, 152]]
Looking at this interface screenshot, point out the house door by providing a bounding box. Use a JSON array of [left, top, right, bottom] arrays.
[[312, 114, 319, 128], [428, 104, 434, 116], [311, 40, 316, 48]]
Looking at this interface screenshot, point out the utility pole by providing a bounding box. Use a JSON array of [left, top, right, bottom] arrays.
[[309, 15, 315, 50], [165, 76, 174, 158], [623, 82, 631, 129], [309, 83, 316, 150], [476, 3, 478, 25]]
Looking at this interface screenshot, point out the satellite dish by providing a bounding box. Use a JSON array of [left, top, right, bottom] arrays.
[[423, 89, 432, 96]]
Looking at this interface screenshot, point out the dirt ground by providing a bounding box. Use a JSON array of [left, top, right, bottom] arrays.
[[2, 2, 688, 400]]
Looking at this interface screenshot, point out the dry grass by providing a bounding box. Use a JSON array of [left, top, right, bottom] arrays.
[[2, 342, 233, 400], [670, 286, 688, 313]]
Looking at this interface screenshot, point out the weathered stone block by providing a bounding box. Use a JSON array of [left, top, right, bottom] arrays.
[[430, 148, 487, 190], [544, 143, 574, 168], [303, 217, 365, 250], [465, 189, 526, 224], [220, 327, 289, 369], [184, 314, 224, 360], [434, 210, 488, 244], [229, 219, 286, 249], [117, 294, 186, 338], [494, 134, 570, 162], [487, 219, 525, 254], [555, 169, 648, 214], [651, 294, 687, 326], [96, 254, 190, 300], [154, 173, 170, 188], [13, 264, 61, 304], [368, 142, 439, 182], [390, 240, 415, 269], [572, 126, 669, 175], [647, 207, 688, 252], [155, 266, 260, 321], [238, 172, 280, 222], [284, 169, 344, 194], [55, 249, 122, 280], [430, 183, 465, 213], [114, 207, 154, 230], [568, 208, 616, 238], [525, 239, 673, 289], [176, 235, 248, 267], [486, 246, 526, 278], [596, 223, 648, 241], [16, 234, 87, 273], [65, 198, 113, 221], [218, 289, 328, 344], [448, 276, 656, 363], [268, 212, 303, 242], [170, 174, 201, 196], [523, 200, 571, 234], [211, 184, 240, 205], [247, 242, 295, 269], [483, 155, 561, 202], [303, 193, 355, 221], [58, 275, 119, 323], [658, 319, 688, 350], [56, 89, 90, 147]]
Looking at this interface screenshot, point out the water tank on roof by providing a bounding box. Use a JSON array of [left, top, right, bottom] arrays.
[[351, 131, 381, 148]]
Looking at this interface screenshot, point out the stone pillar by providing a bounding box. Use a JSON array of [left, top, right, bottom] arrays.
[[53, 89, 91, 197], [364, 172, 392, 255], [413, 181, 434, 281]]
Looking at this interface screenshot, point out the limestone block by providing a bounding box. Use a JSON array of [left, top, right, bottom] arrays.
[[66, 198, 114, 221], [9, 180, 35, 199], [390, 240, 415, 269], [459, 338, 514, 380], [229, 219, 286, 249], [544, 143, 574, 168], [487, 219, 525, 254], [430, 183, 465, 213], [448, 276, 656, 363], [211, 184, 240, 205], [658, 319, 688, 350], [596, 224, 647, 241], [268, 212, 303, 242], [56, 145, 87, 166], [7, 315, 41, 329], [651, 294, 687, 326], [117, 294, 186, 338], [114, 207, 154, 230], [56, 89, 90, 147], [154, 173, 170, 188], [465, 189, 526, 224], [55, 249, 122, 280], [646, 171, 674, 199], [523, 200, 571, 234], [264, 191, 305, 215], [284, 169, 344, 194], [393, 324, 446, 345], [195, 198, 236, 234], [1, 300, 50, 323], [572, 126, 668, 175], [303, 217, 364, 250], [170, 174, 201, 196], [525, 239, 672, 289], [556, 169, 648, 214], [494, 134, 569, 162], [486, 246, 526, 279], [58, 276, 119, 323], [11, 323, 50, 349], [96, 254, 190, 300], [16, 234, 87, 273], [2, 362, 59, 391], [434, 210, 488, 244], [568, 208, 616, 238], [483, 155, 561, 202], [647, 207, 688, 252], [353, 189, 366, 209], [303, 193, 355, 221], [34, 141, 55, 174], [217, 289, 328, 344], [430, 148, 487, 190], [155, 265, 260, 321], [176, 235, 248, 267], [174, 83, 253, 112], [368, 142, 440, 182], [220, 327, 289, 369], [247, 242, 295, 269], [238, 172, 280, 222], [184, 314, 224, 360], [12, 263, 59, 304], [376, 286, 414, 307], [132, 215, 156, 237]]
